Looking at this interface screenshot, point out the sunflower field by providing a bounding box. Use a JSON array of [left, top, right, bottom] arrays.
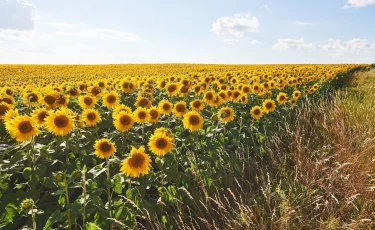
[[0, 64, 363, 229]]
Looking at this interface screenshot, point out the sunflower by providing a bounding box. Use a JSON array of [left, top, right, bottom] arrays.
[[78, 95, 97, 109], [45, 108, 75, 136], [276, 92, 288, 104], [31, 108, 48, 125], [0, 96, 15, 106], [55, 94, 69, 107], [252, 83, 261, 94], [113, 104, 132, 118], [173, 101, 188, 118], [94, 138, 116, 158], [121, 80, 137, 93], [154, 127, 175, 143], [158, 100, 173, 115], [218, 106, 235, 123], [190, 99, 204, 111], [5, 115, 39, 142], [232, 90, 242, 102], [136, 97, 151, 108], [4, 109, 19, 121], [114, 111, 135, 132], [102, 91, 120, 108], [293, 90, 301, 99], [183, 111, 204, 131], [23, 91, 40, 107], [41, 91, 58, 108], [0, 102, 12, 119], [262, 99, 276, 113], [165, 83, 178, 97], [250, 106, 263, 119], [82, 109, 101, 127], [289, 98, 297, 106], [134, 107, 150, 123], [67, 86, 81, 97], [148, 107, 161, 123], [148, 133, 174, 156], [120, 146, 152, 178], [203, 91, 215, 105]]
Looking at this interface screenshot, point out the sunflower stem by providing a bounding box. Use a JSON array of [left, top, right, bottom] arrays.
[[106, 158, 113, 219], [65, 148, 72, 230], [82, 166, 87, 230], [31, 204, 37, 230]]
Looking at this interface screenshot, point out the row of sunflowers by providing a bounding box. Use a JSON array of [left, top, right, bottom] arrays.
[[0, 64, 361, 229]]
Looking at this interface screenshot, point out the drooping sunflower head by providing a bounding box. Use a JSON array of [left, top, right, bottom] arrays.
[[158, 100, 173, 115], [113, 104, 132, 118], [148, 133, 174, 156], [78, 95, 97, 109], [5, 115, 39, 142], [0, 102, 12, 119], [94, 138, 116, 158], [134, 107, 150, 124], [82, 109, 101, 127], [190, 99, 204, 111], [173, 101, 188, 118], [120, 146, 152, 178], [183, 111, 204, 132], [276, 92, 288, 104], [114, 111, 135, 132], [45, 108, 75, 136], [218, 106, 235, 123], [102, 91, 120, 108], [262, 99, 276, 113], [148, 107, 161, 123], [250, 106, 263, 120], [31, 108, 48, 125]]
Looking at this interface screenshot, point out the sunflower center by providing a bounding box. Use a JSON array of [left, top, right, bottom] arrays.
[[176, 104, 185, 113], [193, 101, 202, 108], [266, 102, 274, 109], [120, 115, 131, 125], [57, 96, 66, 104], [167, 85, 177, 92], [106, 95, 116, 103], [180, 86, 189, 93], [122, 82, 129, 89], [205, 93, 213, 100], [87, 113, 96, 121], [138, 111, 146, 119], [6, 89, 12, 95], [98, 82, 105, 87], [138, 98, 148, 107], [253, 109, 261, 115], [129, 154, 145, 168], [44, 95, 56, 105], [279, 96, 286, 101], [162, 103, 170, 110], [54, 115, 69, 128], [84, 97, 93, 105], [2, 98, 13, 104], [233, 92, 240, 98], [91, 87, 101, 96], [28, 93, 38, 102], [69, 89, 78, 96], [155, 138, 167, 149], [150, 110, 158, 119], [99, 142, 111, 152], [18, 121, 33, 134], [189, 115, 200, 125], [38, 111, 47, 122]]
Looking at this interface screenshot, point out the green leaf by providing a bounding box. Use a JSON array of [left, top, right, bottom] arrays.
[[43, 210, 66, 230], [113, 174, 122, 194]]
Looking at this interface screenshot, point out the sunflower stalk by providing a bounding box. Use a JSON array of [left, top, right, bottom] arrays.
[[31, 204, 37, 230], [82, 165, 87, 229], [106, 158, 113, 219], [65, 140, 72, 230]]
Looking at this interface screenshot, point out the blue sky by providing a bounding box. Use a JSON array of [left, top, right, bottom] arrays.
[[0, 0, 374, 64]]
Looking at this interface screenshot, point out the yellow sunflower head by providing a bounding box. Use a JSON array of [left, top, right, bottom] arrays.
[[293, 90, 302, 99], [158, 100, 173, 115], [94, 138, 116, 158], [5, 115, 39, 142], [250, 106, 263, 120], [114, 111, 135, 132], [45, 108, 75, 136], [173, 101, 188, 118], [78, 95, 97, 109], [165, 83, 178, 97], [218, 106, 235, 123], [0, 102, 13, 119], [183, 111, 204, 132], [190, 99, 204, 111], [120, 146, 152, 178], [102, 91, 120, 108], [262, 99, 276, 113], [148, 133, 174, 156], [154, 127, 175, 143], [4, 109, 19, 121], [276, 92, 288, 104], [82, 109, 101, 127], [148, 107, 161, 123], [31, 108, 48, 125], [113, 104, 132, 118], [134, 107, 150, 123]]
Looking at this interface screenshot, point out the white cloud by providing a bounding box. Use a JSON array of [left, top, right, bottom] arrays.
[[56, 28, 140, 41], [223, 38, 239, 44], [321, 38, 375, 57], [292, 21, 312, 26], [0, 28, 34, 42], [43, 22, 83, 28], [344, 0, 375, 8], [211, 13, 259, 37], [0, 0, 36, 30], [250, 39, 260, 45], [273, 38, 315, 50]]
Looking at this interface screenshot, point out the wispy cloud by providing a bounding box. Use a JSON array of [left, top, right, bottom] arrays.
[[211, 13, 259, 37], [343, 0, 375, 8]]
